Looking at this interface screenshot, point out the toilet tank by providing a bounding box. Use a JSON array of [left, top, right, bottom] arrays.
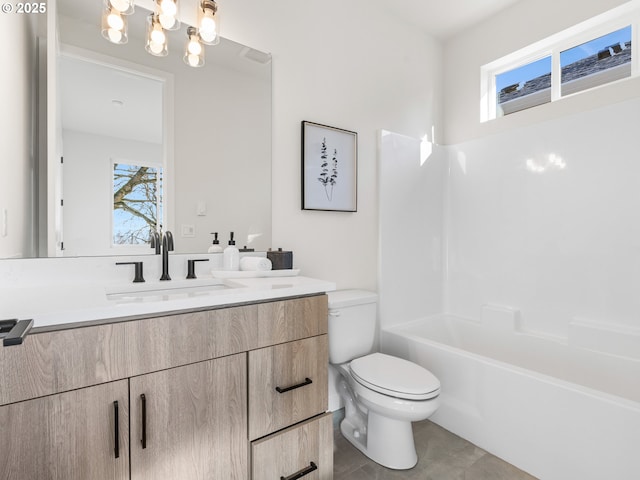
[[327, 290, 378, 364]]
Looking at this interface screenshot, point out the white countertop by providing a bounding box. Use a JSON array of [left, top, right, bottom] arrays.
[[0, 275, 336, 332]]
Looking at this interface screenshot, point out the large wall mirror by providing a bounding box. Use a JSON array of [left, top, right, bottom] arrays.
[[0, 0, 272, 259]]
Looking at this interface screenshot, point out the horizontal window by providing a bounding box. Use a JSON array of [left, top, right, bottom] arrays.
[[497, 57, 552, 116], [560, 26, 632, 96], [481, 3, 639, 122]]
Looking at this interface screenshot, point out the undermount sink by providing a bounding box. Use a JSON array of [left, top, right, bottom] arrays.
[[106, 279, 238, 304]]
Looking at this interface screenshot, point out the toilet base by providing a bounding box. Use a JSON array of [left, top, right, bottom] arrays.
[[340, 411, 418, 470]]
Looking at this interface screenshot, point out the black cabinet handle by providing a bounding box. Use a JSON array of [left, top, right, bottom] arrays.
[[275, 377, 312, 394], [281, 462, 317, 480], [2, 319, 33, 347], [113, 401, 120, 459], [141, 394, 147, 449]]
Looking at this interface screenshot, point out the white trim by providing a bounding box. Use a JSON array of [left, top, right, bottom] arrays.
[[633, 22, 640, 77], [551, 50, 561, 102], [561, 63, 631, 97], [481, 0, 640, 122]]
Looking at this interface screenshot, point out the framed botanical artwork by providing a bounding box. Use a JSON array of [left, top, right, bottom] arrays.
[[301, 121, 357, 212]]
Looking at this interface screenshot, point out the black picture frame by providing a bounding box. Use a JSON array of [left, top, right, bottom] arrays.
[[301, 121, 357, 212]]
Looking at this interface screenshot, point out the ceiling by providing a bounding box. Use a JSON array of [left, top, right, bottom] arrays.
[[370, 0, 523, 40], [60, 56, 164, 144]]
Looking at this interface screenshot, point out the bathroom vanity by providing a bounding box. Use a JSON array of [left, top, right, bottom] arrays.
[[0, 287, 333, 480]]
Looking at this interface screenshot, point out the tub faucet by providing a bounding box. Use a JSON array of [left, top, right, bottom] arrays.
[[150, 230, 174, 281]]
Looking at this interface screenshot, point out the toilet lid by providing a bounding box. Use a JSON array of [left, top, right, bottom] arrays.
[[350, 353, 440, 400]]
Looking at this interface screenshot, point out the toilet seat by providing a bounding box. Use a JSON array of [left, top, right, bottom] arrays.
[[349, 353, 440, 401]]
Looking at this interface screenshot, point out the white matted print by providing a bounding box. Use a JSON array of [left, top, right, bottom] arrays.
[[301, 121, 357, 212]]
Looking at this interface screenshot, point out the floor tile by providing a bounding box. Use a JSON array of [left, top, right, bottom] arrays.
[[333, 416, 538, 480], [464, 454, 538, 480]]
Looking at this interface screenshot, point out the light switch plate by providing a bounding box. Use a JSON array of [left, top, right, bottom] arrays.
[[181, 224, 196, 237]]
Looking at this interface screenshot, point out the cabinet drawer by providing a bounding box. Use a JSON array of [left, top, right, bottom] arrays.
[[251, 413, 333, 480], [256, 295, 327, 347], [0, 322, 129, 406], [249, 335, 328, 440]]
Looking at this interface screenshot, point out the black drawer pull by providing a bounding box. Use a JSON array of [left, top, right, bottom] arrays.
[[281, 462, 317, 480], [275, 377, 312, 394], [113, 401, 120, 459], [1, 319, 34, 347], [141, 394, 147, 449]]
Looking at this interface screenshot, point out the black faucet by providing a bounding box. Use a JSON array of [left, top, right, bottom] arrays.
[[150, 230, 174, 281]]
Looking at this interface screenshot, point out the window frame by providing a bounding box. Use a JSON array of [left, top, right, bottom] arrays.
[[481, 2, 640, 122]]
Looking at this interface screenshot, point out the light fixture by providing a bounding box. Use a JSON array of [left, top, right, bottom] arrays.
[[184, 27, 204, 67], [102, 0, 222, 65], [101, 2, 128, 44], [198, 0, 219, 45], [145, 13, 168, 57], [158, 0, 181, 30]]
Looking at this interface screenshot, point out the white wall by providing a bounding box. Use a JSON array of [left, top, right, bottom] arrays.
[[220, 0, 443, 290], [442, 0, 640, 339], [0, 14, 38, 258], [172, 58, 272, 253]]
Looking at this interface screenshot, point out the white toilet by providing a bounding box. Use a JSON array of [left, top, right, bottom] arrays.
[[328, 290, 440, 470]]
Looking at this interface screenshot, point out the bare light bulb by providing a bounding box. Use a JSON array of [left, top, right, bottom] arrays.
[[187, 54, 200, 67], [198, 0, 219, 45], [187, 39, 202, 55], [109, 0, 133, 14], [184, 27, 204, 67], [199, 11, 215, 35], [108, 28, 123, 43], [145, 14, 167, 56], [199, 28, 217, 44], [160, 0, 177, 16], [159, 13, 176, 29], [150, 25, 166, 45], [148, 41, 165, 55], [107, 12, 124, 30], [102, 5, 127, 44]]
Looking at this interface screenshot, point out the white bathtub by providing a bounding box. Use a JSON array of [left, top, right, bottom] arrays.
[[381, 314, 640, 480]]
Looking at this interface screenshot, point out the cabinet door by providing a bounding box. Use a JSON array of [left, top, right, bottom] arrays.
[[129, 353, 248, 480], [0, 380, 129, 480]]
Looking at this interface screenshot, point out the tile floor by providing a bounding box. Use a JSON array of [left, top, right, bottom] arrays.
[[333, 417, 538, 480]]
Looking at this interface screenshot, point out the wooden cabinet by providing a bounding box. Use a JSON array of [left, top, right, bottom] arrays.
[[129, 354, 247, 480], [0, 294, 332, 480], [0, 380, 129, 480]]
